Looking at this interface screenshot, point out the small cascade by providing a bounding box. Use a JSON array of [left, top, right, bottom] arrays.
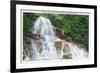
[[68, 42, 88, 59]]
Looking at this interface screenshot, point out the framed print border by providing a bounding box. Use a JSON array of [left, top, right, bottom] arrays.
[[10, 0, 97, 73]]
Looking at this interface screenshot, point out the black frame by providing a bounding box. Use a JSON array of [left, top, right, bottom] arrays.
[[10, 0, 97, 73]]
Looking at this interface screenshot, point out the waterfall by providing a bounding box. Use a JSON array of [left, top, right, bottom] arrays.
[[32, 16, 59, 59], [29, 16, 88, 60]]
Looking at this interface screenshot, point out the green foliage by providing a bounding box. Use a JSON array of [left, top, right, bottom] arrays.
[[23, 13, 89, 50]]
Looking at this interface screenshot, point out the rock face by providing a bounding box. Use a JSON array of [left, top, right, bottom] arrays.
[[23, 34, 88, 61], [23, 35, 72, 60], [23, 36, 33, 60]]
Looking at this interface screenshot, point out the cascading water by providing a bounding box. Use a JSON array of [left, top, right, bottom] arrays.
[[68, 42, 88, 59], [32, 16, 60, 59], [30, 16, 88, 60]]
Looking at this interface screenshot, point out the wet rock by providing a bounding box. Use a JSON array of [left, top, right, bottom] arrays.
[[63, 54, 72, 59]]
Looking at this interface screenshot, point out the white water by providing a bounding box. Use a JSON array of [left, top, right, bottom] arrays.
[[68, 42, 88, 59], [31, 16, 88, 60], [32, 16, 60, 59]]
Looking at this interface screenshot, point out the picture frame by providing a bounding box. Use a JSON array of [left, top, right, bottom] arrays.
[[10, 0, 97, 73]]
